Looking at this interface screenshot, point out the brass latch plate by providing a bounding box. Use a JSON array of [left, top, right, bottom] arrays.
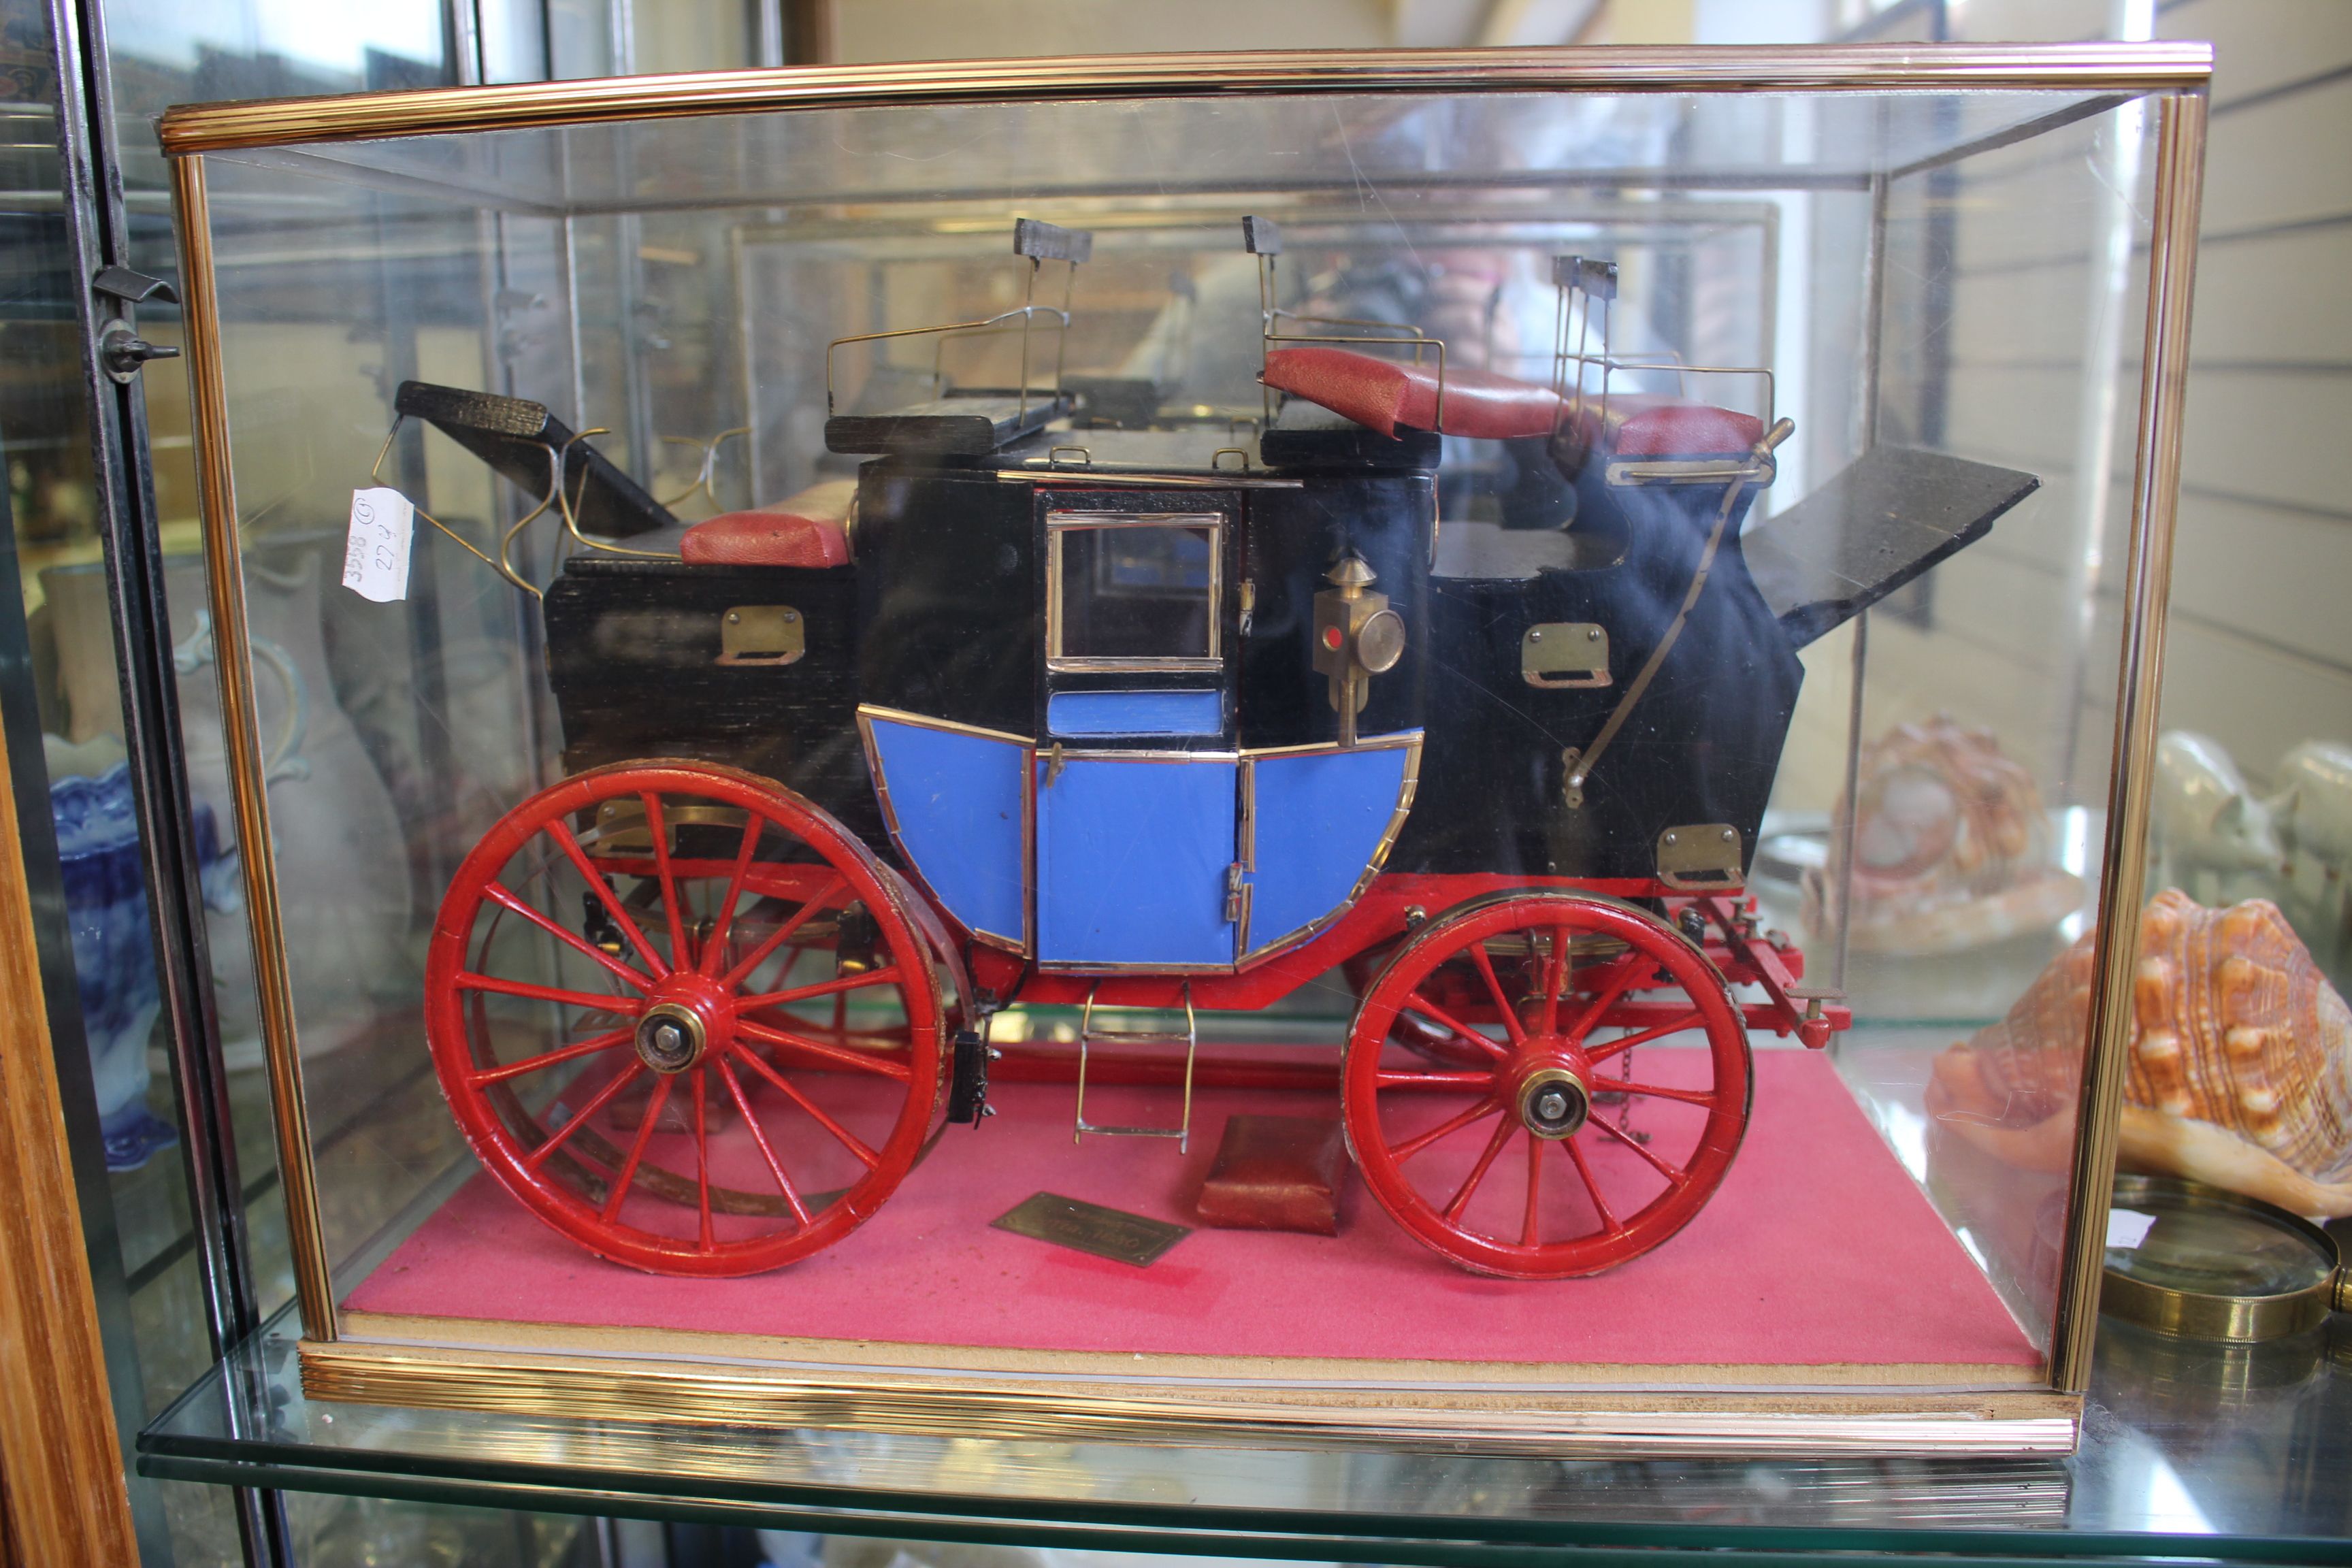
[[718, 605, 804, 666], [1656, 823, 1744, 891], [1522, 623, 1610, 688]]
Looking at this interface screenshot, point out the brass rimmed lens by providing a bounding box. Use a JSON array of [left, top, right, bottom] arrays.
[[2101, 1174, 2347, 1342]]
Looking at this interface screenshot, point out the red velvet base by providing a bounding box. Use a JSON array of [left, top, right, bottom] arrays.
[[348, 1050, 2037, 1370]]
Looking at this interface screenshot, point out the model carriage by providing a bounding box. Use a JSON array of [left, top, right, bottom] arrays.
[[412, 218, 2038, 1281]]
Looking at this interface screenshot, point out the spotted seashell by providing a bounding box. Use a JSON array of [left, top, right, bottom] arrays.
[[2121, 889, 2352, 1181], [1961, 889, 2352, 1203]]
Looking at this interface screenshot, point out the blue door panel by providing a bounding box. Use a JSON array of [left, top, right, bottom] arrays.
[[1247, 741, 1414, 951], [864, 715, 1027, 945], [1036, 756, 1237, 965]]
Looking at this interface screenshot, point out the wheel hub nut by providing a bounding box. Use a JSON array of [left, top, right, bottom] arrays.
[[1517, 1065, 1590, 1139], [635, 1002, 706, 1073]]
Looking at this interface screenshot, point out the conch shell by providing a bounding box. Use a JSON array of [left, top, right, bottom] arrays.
[[1804, 716, 2085, 954], [1927, 889, 2352, 1216]]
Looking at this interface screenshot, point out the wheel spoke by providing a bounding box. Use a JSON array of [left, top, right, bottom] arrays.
[[1467, 941, 1525, 1048], [457, 971, 645, 1016], [524, 1061, 645, 1169], [1390, 1094, 1499, 1163], [725, 1043, 883, 1169], [1563, 1132, 1623, 1235], [469, 1027, 634, 1086], [736, 1019, 913, 1082], [1585, 1011, 1703, 1065], [1396, 993, 1509, 1063], [544, 817, 670, 979], [1590, 1113, 1689, 1186], [719, 874, 847, 991], [1537, 925, 1569, 1036], [1590, 1076, 1716, 1108], [1443, 1115, 1517, 1221], [1373, 1068, 1496, 1092], [640, 792, 694, 968], [1561, 958, 1642, 1047], [692, 1068, 714, 1251], [715, 1055, 811, 1226], [482, 883, 655, 992], [739, 964, 904, 1014], [1520, 1131, 1545, 1247], [599, 1073, 674, 1223], [700, 818, 765, 979]]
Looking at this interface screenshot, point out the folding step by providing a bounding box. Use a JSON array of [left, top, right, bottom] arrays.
[[1073, 981, 1198, 1152]]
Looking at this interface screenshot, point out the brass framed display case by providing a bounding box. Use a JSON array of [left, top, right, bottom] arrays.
[[158, 42, 2210, 1456]]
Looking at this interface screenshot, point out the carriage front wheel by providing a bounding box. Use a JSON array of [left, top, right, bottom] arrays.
[[424, 760, 945, 1276], [1342, 890, 1751, 1279]]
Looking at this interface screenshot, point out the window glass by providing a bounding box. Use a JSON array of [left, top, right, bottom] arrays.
[[1052, 519, 1216, 662]]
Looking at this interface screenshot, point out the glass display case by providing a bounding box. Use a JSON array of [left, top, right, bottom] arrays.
[[156, 43, 2212, 1456]]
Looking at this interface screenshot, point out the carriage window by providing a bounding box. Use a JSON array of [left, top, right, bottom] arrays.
[[1049, 514, 1221, 666]]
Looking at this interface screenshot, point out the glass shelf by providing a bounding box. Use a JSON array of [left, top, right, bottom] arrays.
[[141, 1307, 2352, 1562]]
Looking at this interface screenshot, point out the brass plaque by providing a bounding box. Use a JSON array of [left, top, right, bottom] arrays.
[[992, 1192, 1190, 1267], [718, 604, 805, 666], [1656, 823, 1744, 891], [1522, 622, 1610, 687]]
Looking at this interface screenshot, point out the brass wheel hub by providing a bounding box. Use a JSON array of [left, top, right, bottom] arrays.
[[635, 991, 721, 1073], [1516, 1061, 1590, 1139]]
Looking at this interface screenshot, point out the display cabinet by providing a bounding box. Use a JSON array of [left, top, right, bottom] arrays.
[[155, 43, 2212, 1457]]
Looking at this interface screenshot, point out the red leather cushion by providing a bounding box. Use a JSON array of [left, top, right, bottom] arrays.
[[1564, 395, 1765, 457], [1263, 346, 1564, 440], [679, 509, 850, 568]]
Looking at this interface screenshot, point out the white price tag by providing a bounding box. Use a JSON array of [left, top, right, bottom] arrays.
[[2106, 1208, 2158, 1250], [342, 486, 414, 602]]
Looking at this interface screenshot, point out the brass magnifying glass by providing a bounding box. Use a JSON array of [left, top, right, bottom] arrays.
[[2101, 1173, 2352, 1342]]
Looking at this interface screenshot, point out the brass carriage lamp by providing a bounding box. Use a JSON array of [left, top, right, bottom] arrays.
[[1313, 555, 1406, 749]]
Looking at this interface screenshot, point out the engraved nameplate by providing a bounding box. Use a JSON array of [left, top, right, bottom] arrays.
[[992, 1192, 1190, 1267]]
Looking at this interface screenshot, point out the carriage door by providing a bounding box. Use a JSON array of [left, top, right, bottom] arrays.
[[1035, 505, 1239, 967]]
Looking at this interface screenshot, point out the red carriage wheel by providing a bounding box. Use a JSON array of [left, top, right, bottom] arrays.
[[1342, 891, 1750, 1279], [424, 760, 945, 1275]]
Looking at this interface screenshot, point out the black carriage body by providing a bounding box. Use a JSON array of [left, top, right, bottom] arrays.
[[542, 559, 885, 847], [540, 417, 1803, 914], [1403, 457, 1803, 883]]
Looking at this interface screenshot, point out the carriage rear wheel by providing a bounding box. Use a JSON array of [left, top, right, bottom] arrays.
[[424, 760, 945, 1276], [1342, 890, 1750, 1279]]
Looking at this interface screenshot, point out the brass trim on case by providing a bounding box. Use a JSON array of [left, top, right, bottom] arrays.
[[2051, 88, 2207, 1396], [296, 1337, 2080, 1455], [173, 155, 338, 1343], [157, 45, 2213, 157]]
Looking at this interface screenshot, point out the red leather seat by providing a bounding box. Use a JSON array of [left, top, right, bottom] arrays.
[[1267, 345, 1765, 459], [1263, 346, 1563, 440], [1567, 395, 1765, 457], [678, 480, 855, 567]]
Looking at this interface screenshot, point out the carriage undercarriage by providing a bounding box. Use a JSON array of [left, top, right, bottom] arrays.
[[429, 754, 1842, 1284]]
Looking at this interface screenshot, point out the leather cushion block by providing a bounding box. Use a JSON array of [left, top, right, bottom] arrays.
[[679, 509, 850, 568], [1263, 346, 1564, 440], [1194, 1113, 1349, 1235]]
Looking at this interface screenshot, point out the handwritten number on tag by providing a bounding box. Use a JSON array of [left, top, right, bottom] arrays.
[[342, 486, 415, 602]]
